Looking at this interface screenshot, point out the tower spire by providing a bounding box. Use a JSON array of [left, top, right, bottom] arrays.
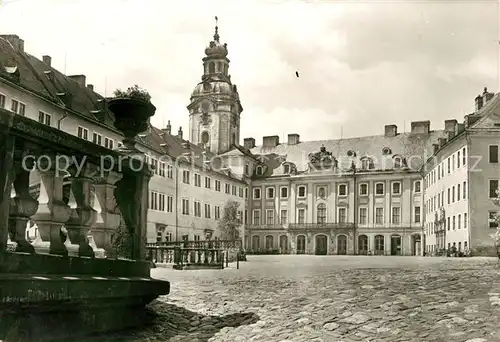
[[214, 16, 219, 42]]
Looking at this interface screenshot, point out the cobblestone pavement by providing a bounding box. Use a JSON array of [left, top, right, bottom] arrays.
[[105, 256, 500, 342]]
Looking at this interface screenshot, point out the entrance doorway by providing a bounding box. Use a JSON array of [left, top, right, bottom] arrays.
[[315, 235, 328, 255], [296, 235, 306, 254], [390, 235, 402, 256], [411, 234, 421, 256], [358, 235, 368, 255], [279, 235, 288, 254], [337, 235, 347, 255]]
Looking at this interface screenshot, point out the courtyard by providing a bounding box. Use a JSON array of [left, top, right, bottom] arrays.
[[100, 256, 500, 342]]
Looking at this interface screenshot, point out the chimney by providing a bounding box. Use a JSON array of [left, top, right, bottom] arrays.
[[444, 119, 457, 133], [410, 121, 430, 134], [438, 138, 447, 148], [475, 94, 483, 111], [68, 75, 86, 87], [432, 144, 440, 154], [243, 137, 255, 149], [42, 55, 52, 67], [287, 133, 300, 145], [178, 126, 183, 139], [447, 131, 455, 141], [465, 114, 481, 127], [0, 35, 24, 52], [384, 124, 398, 137], [165, 120, 171, 134], [456, 123, 465, 135], [87, 84, 94, 91], [262, 135, 280, 148], [483, 87, 494, 103]]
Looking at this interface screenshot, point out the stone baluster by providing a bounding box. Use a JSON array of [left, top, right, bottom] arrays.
[[0, 126, 14, 251], [65, 162, 98, 258], [8, 150, 39, 253], [92, 170, 122, 258], [31, 154, 72, 256]]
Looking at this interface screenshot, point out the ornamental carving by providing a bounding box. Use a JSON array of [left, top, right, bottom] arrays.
[[308, 145, 337, 170], [201, 112, 212, 125]]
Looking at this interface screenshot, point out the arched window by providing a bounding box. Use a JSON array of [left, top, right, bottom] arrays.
[[218, 62, 223, 72], [265, 235, 274, 250], [393, 155, 404, 168], [375, 235, 385, 255], [256, 166, 263, 176], [283, 164, 290, 174], [208, 62, 215, 73], [317, 203, 327, 223]]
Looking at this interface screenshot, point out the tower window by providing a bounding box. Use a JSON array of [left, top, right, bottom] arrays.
[[201, 131, 210, 144], [232, 133, 236, 145], [209, 62, 215, 73], [218, 62, 222, 72]]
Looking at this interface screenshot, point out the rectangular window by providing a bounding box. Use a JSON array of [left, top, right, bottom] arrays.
[[359, 207, 367, 225], [457, 151, 461, 168], [489, 211, 499, 228], [457, 184, 461, 201], [225, 183, 230, 194], [182, 170, 190, 184], [239, 187, 244, 197], [447, 188, 450, 204], [447, 158, 451, 174], [298, 186, 306, 197], [166, 196, 173, 212], [464, 213, 467, 229], [0, 94, 5, 108], [92, 132, 102, 146], [252, 210, 260, 225], [104, 137, 114, 149], [375, 208, 383, 224], [447, 217, 450, 231], [280, 210, 287, 224], [437, 165, 441, 180], [158, 162, 166, 177], [232, 185, 237, 196], [453, 216, 456, 230], [215, 180, 221, 191], [375, 183, 384, 195], [253, 188, 261, 199], [267, 187, 275, 199], [194, 201, 201, 217], [489, 179, 499, 198], [338, 208, 347, 223], [167, 165, 173, 178], [338, 184, 347, 196], [458, 214, 461, 229], [391, 207, 400, 224], [182, 199, 189, 215], [11, 99, 25, 115], [77, 126, 89, 140], [463, 181, 466, 200], [414, 181, 421, 193], [266, 210, 274, 225], [452, 186, 455, 202], [38, 111, 51, 126], [414, 206, 421, 223], [194, 174, 201, 187], [463, 147, 466, 165], [204, 204, 211, 218], [359, 183, 368, 195], [298, 209, 305, 224], [215, 206, 220, 220], [490, 145, 499, 163], [280, 187, 288, 198], [392, 182, 401, 195]]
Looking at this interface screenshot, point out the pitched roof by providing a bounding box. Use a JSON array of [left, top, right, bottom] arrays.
[[469, 93, 500, 130], [0, 34, 168, 154], [249, 130, 446, 176]]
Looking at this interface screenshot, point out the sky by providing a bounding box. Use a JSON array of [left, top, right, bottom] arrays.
[[0, 0, 499, 143]]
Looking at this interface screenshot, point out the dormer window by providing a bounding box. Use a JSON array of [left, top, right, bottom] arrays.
[[283, 164, 290, 174], [382, 147, 392, 155], [256, 166, 263, 176], [393, 155, 404, 168], [361, 157, 375, 170], [347, 150, 356, 157]]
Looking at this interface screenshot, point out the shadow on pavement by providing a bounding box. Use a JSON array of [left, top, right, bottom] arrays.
[[79, 300, 259, 342]]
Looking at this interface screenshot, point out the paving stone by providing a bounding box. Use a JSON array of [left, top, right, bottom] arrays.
[[87, 256, 500, 341]]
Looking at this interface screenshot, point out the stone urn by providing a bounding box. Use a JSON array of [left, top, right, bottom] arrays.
[[107, 97, 156, 152]]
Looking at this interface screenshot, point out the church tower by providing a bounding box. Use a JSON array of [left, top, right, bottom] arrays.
[[187, 17, 243, 154]]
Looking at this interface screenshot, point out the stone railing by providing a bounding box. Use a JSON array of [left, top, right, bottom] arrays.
[[146, 239, 243, 269], [0, 103, 169, 341]]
